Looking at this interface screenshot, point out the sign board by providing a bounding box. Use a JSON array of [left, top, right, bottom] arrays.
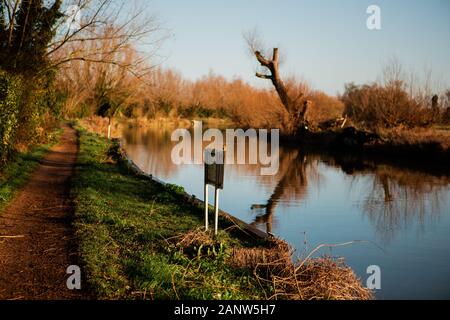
[[204, 148, 225, 235], [204, 150, 224, 189]]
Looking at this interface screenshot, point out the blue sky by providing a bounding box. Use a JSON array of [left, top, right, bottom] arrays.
[[151, 0, 450, 95]]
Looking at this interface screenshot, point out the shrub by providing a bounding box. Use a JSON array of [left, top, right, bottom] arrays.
[[14, 74, 60, 149], [306, 91, 345, 124], [0, 70, 23, 166], [0, 69, 61, 167], [341, 81, 435, 129]]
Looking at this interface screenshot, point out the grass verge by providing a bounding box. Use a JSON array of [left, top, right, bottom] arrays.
[[0, 128, 63, 213], [73, 127, 270, 299], [73, 126, 373, 300]]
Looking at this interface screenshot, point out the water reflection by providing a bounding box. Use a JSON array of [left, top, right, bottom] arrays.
[[250, 150, 322, 234], [359, 168, 447, 243], [122, 125, 177, 177]]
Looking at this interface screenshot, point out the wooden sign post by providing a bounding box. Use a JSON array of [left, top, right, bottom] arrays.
[[204, 149, 225, 235]]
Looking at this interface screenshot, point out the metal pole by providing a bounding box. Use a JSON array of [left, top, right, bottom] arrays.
[[204, 184, 209, 231], [214, 187, 220, 235]]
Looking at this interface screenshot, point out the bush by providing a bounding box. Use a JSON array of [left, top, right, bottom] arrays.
[[0, 69, 62, 168], [0, 70, 23, 166], [341, 81, 435, 129], [306, 91, 345, 124], [14, 75, 59, 149]]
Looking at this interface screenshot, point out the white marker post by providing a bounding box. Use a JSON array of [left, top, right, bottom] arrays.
[[214, 187, 220, 235], [204, 148, 225, 236], [204, 183, 209, 231]]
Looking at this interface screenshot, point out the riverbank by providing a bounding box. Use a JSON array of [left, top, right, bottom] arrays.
[[73, 125, 373, 300], [73, 126, 270, 299], [78, 116, 234, 140], [298, 126, 450, 175]]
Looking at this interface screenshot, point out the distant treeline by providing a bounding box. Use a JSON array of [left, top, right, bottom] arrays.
[[57, 51, 450, 132], [57, 58, 345, 129], [55, 35, 450, 132]]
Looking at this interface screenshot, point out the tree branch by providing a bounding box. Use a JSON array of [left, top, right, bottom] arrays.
[[255, 51, 271, 67], [272, 48, 279, 64]]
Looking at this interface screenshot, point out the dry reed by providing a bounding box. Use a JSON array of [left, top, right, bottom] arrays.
[[228, 237, 373, 300]]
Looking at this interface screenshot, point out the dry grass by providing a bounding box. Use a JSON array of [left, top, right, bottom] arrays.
[[378, 126, 450, 150], [272, 257, 373, 300], [228, 238, 292, 276], [174, 228, 216, 250], [228, 238, 373, 300]]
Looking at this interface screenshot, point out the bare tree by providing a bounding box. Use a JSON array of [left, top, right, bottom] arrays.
[[49, 0, 167, 75], [1, 0, 167, 76], [244, 31, 311, 135], [56, 25, 150, 137]]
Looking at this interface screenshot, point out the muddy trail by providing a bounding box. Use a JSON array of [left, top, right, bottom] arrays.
[[0, 124, 88, 300]]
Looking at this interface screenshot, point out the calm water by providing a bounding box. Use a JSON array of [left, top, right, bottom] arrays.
[[122, 125, 450, 300]]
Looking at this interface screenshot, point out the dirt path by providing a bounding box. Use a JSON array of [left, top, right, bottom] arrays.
[[0, 124, 86, 300]]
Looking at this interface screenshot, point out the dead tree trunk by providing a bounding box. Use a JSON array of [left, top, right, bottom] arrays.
[[253, 48, 310, 135]]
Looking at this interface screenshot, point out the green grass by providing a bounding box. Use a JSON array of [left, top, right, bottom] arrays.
[[73, 127, 270, 300], [0, 128, 63, 213]]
